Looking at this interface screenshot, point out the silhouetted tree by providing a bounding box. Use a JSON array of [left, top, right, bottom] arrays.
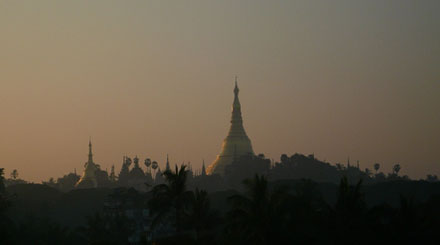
[[225, 174, 289, 245], [149, 164, 192, 233], [393, 164, 401, 175], [334, 177, 365, 217], [14, 215, 77, 245], [80, 212, 132, 245], [374, 163, 380, 174], [43, 177, 58, 189], [285, 179, 327, 243], [185, 188, 219, 243], [271, 153, 341, 183], [57, 172, 80, 192], [426, 175, 438, 182], [280, 154, 289, 164], [0, 168, 5, 194], [0, 168, 15, 244], [385, 195, 432, 244], [0, 168, 10, 214], [10, 169, 18, 180], [328, 176, 367, 244]]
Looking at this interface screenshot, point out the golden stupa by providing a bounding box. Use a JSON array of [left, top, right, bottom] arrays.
[[207, 79, 254, 175], [75, 140, 98, 188]]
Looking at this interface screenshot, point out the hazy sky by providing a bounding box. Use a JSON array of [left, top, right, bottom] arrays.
[[1, 0, 439, 182]]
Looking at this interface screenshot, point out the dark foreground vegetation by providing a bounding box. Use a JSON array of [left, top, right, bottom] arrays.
[[1, 167, 440, 245]]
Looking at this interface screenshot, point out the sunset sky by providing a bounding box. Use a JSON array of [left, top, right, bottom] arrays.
[[1, 0, 439, 182]]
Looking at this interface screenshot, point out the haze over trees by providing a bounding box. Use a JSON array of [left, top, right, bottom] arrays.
[[3, 152, 428, 195]]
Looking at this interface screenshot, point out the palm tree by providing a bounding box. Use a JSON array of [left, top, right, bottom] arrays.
[[334, 176, 365, 217], [393, 164, 401, 176], [185, 188, 218, 242], [226, 174, 289, 244], [374, 163, 380, 174], [149, 164, 192, 233], [10, 169, 18, 180], [329, 176, 367, 244]]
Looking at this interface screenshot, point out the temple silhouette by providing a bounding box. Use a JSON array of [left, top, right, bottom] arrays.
[[73, 80, 258, 190], [207, 78, 254, 175], [75, 140, 98, 188], [70, 80, 411, 192]]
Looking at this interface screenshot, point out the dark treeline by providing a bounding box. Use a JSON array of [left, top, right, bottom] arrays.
[[1, 166, 440, 244], [4, 153, 438, 194]]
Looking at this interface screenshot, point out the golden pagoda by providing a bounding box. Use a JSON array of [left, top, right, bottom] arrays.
[[207, 78, 254, 175], [75, 140, 98, 188]]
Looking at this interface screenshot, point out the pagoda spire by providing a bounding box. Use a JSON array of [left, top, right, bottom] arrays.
[[166, 154, 170, 171], [234, 76, 239, 94], [201, 159, 206, 176], [231, 77, 242, 128], [88, 138, 93, 164], [75, 139, 98, 188], [207, 78, 254, 175]]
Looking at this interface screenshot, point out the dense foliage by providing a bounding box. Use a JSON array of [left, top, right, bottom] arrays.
[[1, 164, 440, 244]]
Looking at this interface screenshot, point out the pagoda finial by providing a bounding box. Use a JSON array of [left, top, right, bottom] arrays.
[[234, 76, 239, 95]]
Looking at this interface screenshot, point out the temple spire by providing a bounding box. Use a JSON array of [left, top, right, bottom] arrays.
[[234, 76, 239, 94], [229, 77, 246, 138], [88, 138, 93, 163], [207, 78, 254, 175], [166, 154, 170, 171], [233, 77, 240, 109], [201, 159, 206, 176], [75, 139, 98, 188]]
